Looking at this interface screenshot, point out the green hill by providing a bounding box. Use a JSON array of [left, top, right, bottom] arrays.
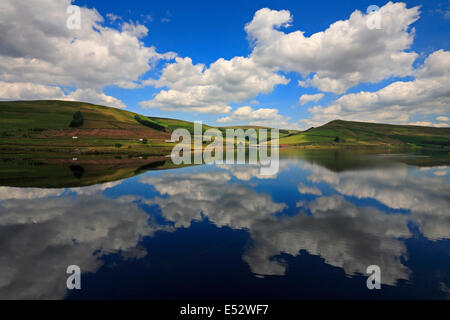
[[1, 101, 449, 155], [0, 100, 176, 155], [279, 120, 450, 150], [0, 100, 293, 155], [0, 100, 226, 156]]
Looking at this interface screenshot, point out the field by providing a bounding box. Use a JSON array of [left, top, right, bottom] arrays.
[[279, 120, 450, 150]]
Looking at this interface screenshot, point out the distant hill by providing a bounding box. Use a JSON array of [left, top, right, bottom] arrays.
[[0, 101, 449, 154], [279, 120, 450, 150]]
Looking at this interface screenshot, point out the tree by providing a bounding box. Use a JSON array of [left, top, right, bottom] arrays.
[[134, 116, 166, 131], [69, 111, 84, 128]]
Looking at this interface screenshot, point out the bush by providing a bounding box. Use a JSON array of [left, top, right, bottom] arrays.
[[134, 115, 166, 132], [115, 143, 123, 149], [69, 111, 84, 128]]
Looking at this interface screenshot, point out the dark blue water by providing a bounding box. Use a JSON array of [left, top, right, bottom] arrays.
[[0, 152, 449, 299]]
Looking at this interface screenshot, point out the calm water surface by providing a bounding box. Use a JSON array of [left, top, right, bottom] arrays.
[[0, 151, 449, 299]]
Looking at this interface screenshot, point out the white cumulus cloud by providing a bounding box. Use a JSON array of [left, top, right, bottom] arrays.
[[246, 3, 420, 94], [299, 93, 324, 106], [0, 0, 175, 107], [305, 49, 450, 127], [140, 2, 422, 119], [140, 57, 289, 114], [216, 106, 289, 125]]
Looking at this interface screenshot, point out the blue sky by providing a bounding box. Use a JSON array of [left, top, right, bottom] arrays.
[[1, 0, 449, 128]]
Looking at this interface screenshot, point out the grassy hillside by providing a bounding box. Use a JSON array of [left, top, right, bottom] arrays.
[[0, 100, 292, 155], [0, 100, 175, 155], [279, 120, 450, 150], [1, 101, 449, 155], [1, 100, 142, 131]]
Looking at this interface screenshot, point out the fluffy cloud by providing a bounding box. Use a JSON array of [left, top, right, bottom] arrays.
[[408, 121, 449, 128], [247, 3, 420, 94], [299, 93, 324, 106], [0, 186, 65, 201], [216, 164, 278, 181], [141, 2, 422, 120], [141, 168, 413, 285], [297, 182, 322, 196], [0, 181, 121, 203], [141, 171, 286, 229], [305, 49, 450, 126], [0, 0, 174, 107], [68, 88, 127, 108], [142, 3, 446, 126], [0, 82, 67, 101], [0, 194, 165, 299], [243, 195, 411, 284], [140, 57, 288, 114], [2, 1, 446, 127], [216, 106, 289, 126], [0, 82, 126, 108], [303, 161, 450, 241]]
